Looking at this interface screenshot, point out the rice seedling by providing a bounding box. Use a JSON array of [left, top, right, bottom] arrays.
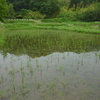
[[36, 82, 41, 90], [20, 61, 26, 88], [27, 60, 34, 76]]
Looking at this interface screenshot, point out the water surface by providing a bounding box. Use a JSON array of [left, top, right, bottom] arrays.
[[0, 50, 100, 100]]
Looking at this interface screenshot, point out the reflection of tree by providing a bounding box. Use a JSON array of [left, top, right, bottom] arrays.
[[0, 0, 7, 20]]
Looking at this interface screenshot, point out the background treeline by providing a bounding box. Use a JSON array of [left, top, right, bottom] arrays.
[[0, 0, 100, 21]]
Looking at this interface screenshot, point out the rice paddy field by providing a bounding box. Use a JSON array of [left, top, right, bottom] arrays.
[[0, 20, 100, 100]]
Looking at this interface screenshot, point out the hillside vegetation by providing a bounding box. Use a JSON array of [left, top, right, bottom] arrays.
[[0, 0, 100, 22]]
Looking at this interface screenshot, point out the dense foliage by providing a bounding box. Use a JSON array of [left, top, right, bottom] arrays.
[[80, 3, 100, 21], [69, 0, 100, 8], [6, 0, 60, 18], [0, 0, 7, 21], [0, 0, 100, 21]]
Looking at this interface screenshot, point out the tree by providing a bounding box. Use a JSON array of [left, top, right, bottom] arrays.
[[13, 0, 30, 12], [6, 3, 15, 19], [69, 0, 100, 8], [81, 3, 100, 21], [29, 0, 60, 18], [16, 9, 29, 19], [6, 0, 60, 18], [0, 0, 7, 20], [7, 0, 30, 12]]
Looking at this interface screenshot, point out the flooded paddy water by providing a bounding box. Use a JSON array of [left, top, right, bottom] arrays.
[[0, 29, 100, 100]]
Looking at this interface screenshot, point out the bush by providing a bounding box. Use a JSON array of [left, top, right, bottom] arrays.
[[24, 10, 46, 19], [57, 2, 100, 22], [57, 10, 80, 21], [80, 3, 100, 21], [0, 17, 5, 22]]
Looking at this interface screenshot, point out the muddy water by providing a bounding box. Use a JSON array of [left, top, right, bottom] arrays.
[[0, 50, 100, 100]]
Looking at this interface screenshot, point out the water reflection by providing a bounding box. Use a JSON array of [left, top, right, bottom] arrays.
[[0, 50, 100, 100]]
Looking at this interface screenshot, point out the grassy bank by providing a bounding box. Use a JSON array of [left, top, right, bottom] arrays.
[[4, 20, 100, 34]]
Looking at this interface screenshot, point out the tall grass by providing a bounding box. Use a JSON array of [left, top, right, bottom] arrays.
[[4, 20, 100, 34], [57, 2, 100, 22]]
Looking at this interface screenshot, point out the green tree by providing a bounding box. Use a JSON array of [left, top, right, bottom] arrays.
[[16, 9, 29, 19], [7, 0, 30, 12], [0, 0, 7, 20], [6, 3, 15, 19], [29, 0, 60, 18], [69, 0, 100, 8], [81, 3, 100, 21], [13, 0, 30, 12]]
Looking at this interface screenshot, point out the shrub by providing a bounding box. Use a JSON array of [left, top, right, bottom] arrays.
[[57, 2, 100, 22], [57, 10, 79, 21], [80, 3, 100, 21], [24, 10, 46, 19]]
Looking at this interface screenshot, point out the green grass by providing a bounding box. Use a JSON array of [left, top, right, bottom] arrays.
[[4, 20, 100, 34], [42, 17, 77, 22]]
